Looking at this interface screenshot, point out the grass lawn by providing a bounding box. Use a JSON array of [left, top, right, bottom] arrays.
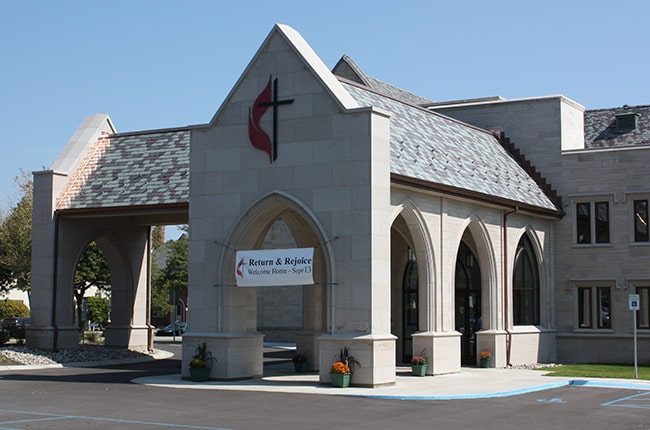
[[0, 354, 20, 366], [539, 364, 650, 380]]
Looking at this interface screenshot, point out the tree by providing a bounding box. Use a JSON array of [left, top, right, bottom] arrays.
[[151, 231, 188, 320], [0, 173, 32, 295], [86, 296, 110, 325], [151, 225, 165, 250], [74, 242, 110, 329]]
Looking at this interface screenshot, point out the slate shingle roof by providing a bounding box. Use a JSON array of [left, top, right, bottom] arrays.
[[57, 129, 190, 209], [333, 55, 434, 106], [584, 105, 650, 148], [340, 80, 558, 212]]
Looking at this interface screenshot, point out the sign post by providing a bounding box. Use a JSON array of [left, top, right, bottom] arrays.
[[628, 294, 640, 379]]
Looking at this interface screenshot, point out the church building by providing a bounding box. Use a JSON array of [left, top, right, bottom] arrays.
[[27, 24, 650, 387]]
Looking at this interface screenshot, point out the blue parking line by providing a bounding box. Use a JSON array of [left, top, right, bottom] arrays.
[[602, 392, 649, 407], [0, 408, 232, 430]]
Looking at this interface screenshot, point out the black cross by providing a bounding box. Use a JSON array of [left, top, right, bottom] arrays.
[[257, 77, 294, 161]]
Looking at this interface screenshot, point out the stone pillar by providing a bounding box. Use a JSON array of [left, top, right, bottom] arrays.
[[103, 226, 150, 351], [26, 170, 72, 350]]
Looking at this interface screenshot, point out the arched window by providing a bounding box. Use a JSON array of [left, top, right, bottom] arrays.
[[513, 235, 540, 325]]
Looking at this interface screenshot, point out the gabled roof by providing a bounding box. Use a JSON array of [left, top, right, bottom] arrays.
[[340, 79, 559, 213], [57, 129, 190, 210], [333, 55, 434, 106], [584, 104, 650, 148]]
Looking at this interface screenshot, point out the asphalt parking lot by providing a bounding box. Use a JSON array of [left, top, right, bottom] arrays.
[[0, 344, 648, 430]]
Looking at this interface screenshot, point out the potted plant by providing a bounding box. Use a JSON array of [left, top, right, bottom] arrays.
[[189, 342, 215, 382], [330, 360, 351, 387], [411, 354, 428, 376], [330, 347, 359, 387], [292, 350, 310, 373], [479, 350, 491, 368]]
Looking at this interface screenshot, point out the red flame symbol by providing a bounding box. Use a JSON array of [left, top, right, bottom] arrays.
[[236, 258, 245, 278], [248, 77, 273, 162]]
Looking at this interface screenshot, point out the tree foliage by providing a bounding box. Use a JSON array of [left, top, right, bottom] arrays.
[[151, 231, 188, 318], [151, 225, 165, 250], [74, 242, 111, 329], [0, 173, 32, 293], [0, 300, 30, 320], [86, 296, 110, 324]]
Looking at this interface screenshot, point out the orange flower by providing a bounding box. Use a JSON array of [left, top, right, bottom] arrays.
[[330, 361, 351, 374], [479, 350, 491, 359]]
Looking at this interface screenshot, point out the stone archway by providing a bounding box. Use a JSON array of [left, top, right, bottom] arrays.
[[389, 202, 439, 372], [186, 191, 334, 379], [453, 215, 500, 367]]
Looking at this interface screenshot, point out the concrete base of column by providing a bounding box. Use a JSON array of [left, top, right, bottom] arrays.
[[318, 333, 396, 387], [295, 330, 322, 371], [105, 325, 149, 351], [412, 331, 461, 375], [476, 329, 508, 368], [25, 326, 55, 350], [182, 332, 264, 380]]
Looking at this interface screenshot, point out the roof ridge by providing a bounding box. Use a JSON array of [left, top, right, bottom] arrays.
[[56, 135, 112, 209], [110, 126, 192, 138], [337, 76, 497, 138], [586, 104, 650, 113], [332, 54, 370, 85]]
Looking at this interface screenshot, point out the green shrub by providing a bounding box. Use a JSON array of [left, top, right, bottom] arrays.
[[0, 300, 30, 320]]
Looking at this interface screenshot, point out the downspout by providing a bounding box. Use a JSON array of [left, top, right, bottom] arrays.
[[502, 207, 518, 367], [146, 226, 153, 352], [51, 213, 60, 352]]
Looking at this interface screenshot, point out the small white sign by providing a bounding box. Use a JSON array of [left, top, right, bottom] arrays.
[[235, 247, 314, 287], [629, 294, 640, 311]]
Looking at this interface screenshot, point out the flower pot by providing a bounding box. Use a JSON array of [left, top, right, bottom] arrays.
[[480, 357, 491, 368], [293, 361, 308, 373], [189, 367, 211, 382], [411, 364, 428, 376], [330, 373, 351, 388]]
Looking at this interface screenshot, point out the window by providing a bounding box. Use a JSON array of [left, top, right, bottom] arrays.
[[575, 201, 610, 244], [637, 287, 650, 329], [576, 285, 612, 330], [513, 235, 540, 325], [633, 200, 649, 242]]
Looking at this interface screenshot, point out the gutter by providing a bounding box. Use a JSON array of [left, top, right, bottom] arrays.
[[502, 207, 518, 367], [390, 173, 562, 219]]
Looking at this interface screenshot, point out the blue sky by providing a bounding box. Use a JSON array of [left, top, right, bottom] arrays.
[[1, 0, 649, 228]]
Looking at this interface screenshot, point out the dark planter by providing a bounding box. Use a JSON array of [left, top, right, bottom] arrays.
[[411, 364, 428, 376], [330, 373, 350, 388], [480, 357, 491, 368], [293, 361, 308, 373], [189, 367, 211, 382]]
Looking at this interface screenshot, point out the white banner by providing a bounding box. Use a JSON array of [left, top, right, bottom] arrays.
[[235, 247, 314, 287]]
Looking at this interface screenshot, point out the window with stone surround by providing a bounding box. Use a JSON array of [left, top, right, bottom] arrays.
[[575, 201, 610, 245], [633, 199, 649, 243], [576, 284, 612, 330], [513, 234, 539, 325]]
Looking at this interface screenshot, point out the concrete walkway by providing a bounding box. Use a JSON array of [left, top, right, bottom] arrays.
[[131, 364, 650, 400]]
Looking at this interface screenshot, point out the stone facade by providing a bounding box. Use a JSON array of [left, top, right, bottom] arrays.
[[436, 98, 650, 364], [27, 24, 648, 390]]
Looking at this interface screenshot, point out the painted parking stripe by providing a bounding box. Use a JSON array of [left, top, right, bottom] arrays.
[[0, 408, 232, 430], [0, 416, 71, 425], [602, 392, 650, 409]]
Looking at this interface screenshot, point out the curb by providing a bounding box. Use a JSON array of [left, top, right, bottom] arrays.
[[0, 349, 174, 372], [131, 374, 650, 401]]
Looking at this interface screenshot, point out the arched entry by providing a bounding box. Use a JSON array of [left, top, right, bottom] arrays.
[[455, 242, 481, 365], [389, 205, 434, 366], [213, 191, 333, 375]]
